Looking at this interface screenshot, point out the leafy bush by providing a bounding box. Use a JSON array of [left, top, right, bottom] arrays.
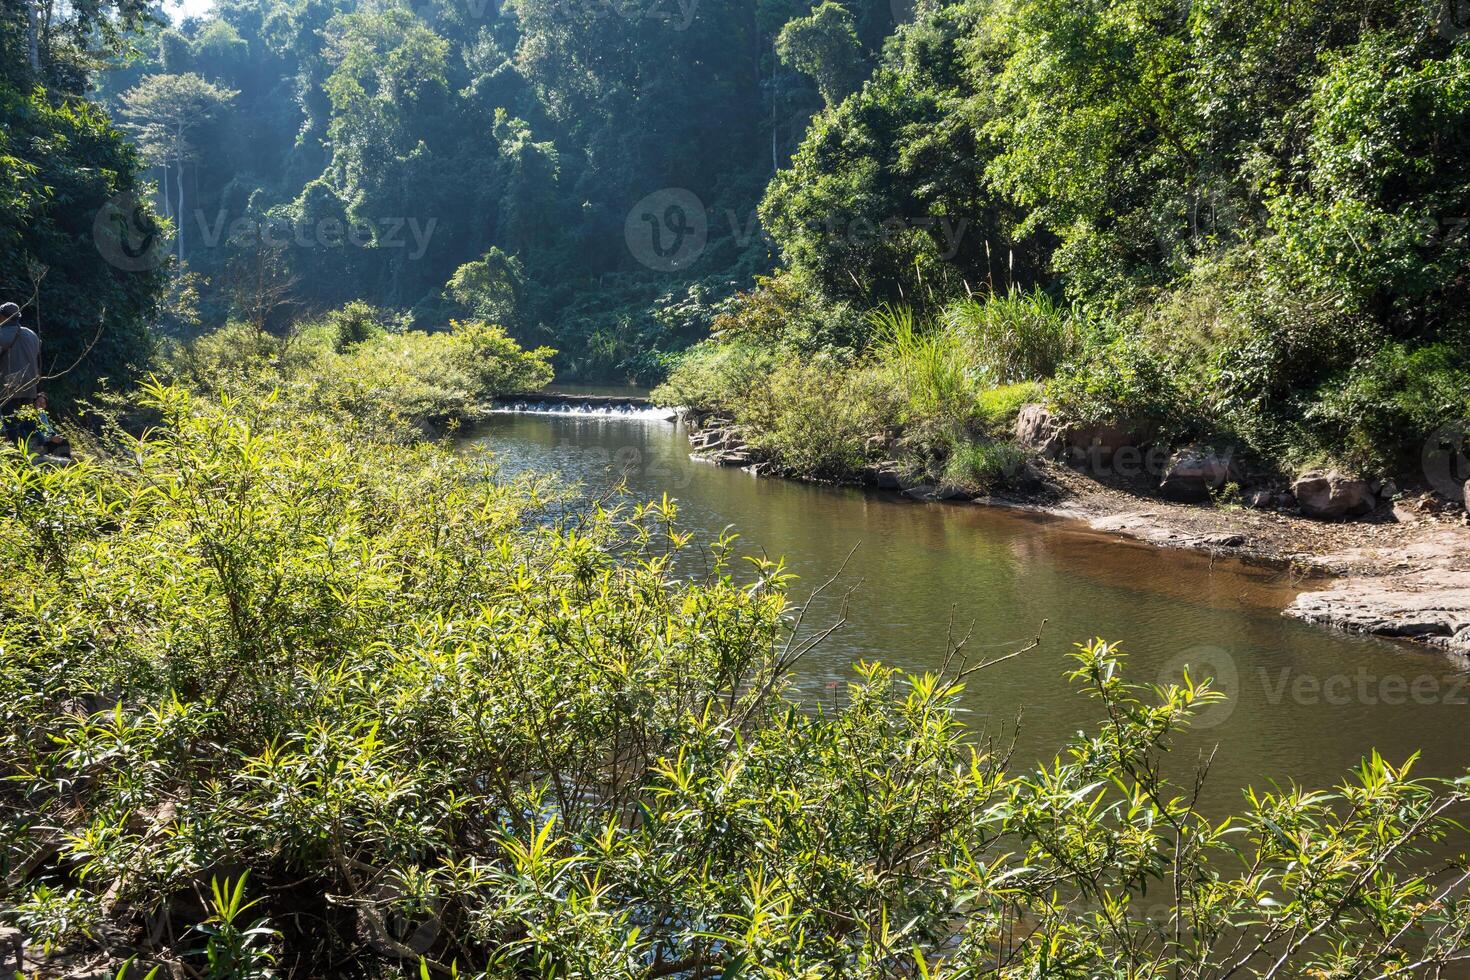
[[1048, 331, 1193, 434], [651, 340, 779, 412], [168, 313, 553, 435], [737, 358, 893, 480], [7, 387, 1470, 975], [323, 299, 394, 351], [1305, 342, 1470, 472], [976, 381, 1044, 436]]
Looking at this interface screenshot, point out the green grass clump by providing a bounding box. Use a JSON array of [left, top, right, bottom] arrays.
[[944, 287, 1081, 384], [943, 438, 1029, 490], [977, 381, 1045, 436]]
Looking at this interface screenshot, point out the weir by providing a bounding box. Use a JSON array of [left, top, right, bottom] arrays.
[[489, 392, 680, 421]]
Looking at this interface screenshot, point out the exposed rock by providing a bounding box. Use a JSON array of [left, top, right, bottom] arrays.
[[1288, 576, 1470, 657], [1199, 533, 1247, 548], [1245, 489, 1276, 510], [1015, 404, 1063, 458], [861, 462, 907, 490], [1067, 421, 1134, 455], [1292, 469, 1376, 520], [1158, 446, 1236, 503], [688, 419, 753, 467], [904, 484, 974, 502], [1013, 460, 1046, 493], [1063, 420, 1153, 472]]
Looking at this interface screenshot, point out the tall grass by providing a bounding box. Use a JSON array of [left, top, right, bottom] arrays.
[[944, 286, 1080, 383], [869, 304, 986, 426]]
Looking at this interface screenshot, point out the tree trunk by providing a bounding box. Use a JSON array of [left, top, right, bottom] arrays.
[[25, 0, 40, 72], [176, 122, 186, 267]]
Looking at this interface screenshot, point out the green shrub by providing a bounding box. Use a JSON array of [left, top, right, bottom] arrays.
[[6, 387, 1470, 975], [943, 438, 1028, 490], [323, 299, 393, 352], [739, 358, 893, 480], [1304, 342, 1470, 473], [976, 381, 1044, 436], [651, 340, 779, 411], [1048, 331, 1193, 434], [168, 314, 553, 435], [944, 288, 1081, 383]]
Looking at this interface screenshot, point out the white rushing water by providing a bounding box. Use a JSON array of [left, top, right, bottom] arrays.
[[488, 399, 680, 422]]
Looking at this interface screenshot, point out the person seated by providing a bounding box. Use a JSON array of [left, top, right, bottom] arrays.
[[32, 392, 69, 459]]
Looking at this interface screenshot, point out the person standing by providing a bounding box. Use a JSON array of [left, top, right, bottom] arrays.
[[1, 301, 42, 445]]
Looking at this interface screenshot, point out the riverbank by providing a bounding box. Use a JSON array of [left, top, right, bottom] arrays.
[[679, 414, 1470, 659]]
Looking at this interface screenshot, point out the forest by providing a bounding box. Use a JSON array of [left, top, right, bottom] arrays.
[[5, 0, 1470, 974]]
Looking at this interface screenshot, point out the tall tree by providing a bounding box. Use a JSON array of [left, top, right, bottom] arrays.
[[121, 73, 237, 266]]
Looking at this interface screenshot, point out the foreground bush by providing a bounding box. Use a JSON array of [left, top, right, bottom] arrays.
[[168, 313, 554, 435], [5, 387, 1470, 977]]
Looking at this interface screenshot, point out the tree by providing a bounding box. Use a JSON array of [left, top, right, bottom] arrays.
[[1, 0, 166, 402], [447, 246, 527, 332], [776, 1, 866, 108], [121, 73, 237, 266]]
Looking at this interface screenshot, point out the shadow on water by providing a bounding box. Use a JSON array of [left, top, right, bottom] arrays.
[[469, 410, 1470, 812]]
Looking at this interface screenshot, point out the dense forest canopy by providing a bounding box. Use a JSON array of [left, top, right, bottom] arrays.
[[1, 0, 1468, 453], [78, 0, 908, 381]]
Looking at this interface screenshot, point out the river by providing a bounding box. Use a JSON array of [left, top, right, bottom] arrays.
[[472, 405, 1470, 809]]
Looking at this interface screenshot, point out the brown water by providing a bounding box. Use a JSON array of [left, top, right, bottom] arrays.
[[472, 411, 1470, 809]]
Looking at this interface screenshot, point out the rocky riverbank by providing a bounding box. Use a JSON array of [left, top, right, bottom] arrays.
[[681, 411, 1470, 660]]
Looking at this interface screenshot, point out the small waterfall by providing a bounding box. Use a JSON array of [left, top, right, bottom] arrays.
[[489, 395, 679, 422]]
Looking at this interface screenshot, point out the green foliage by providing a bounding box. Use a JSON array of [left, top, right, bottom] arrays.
[[446, 247, 527, 332], [1306, 342, 1470, 472], [776, 2, 867, 108], [1267, 32, 1470, 329], [737, 357, 894, 480], [976, 381, 1044, 436], [944, 287, 1081, 384], [870, 304, 986, 429], [745, 0, 1470, 476], [324, 299, 393, 352], [0, 86, 163, 402], [193, 874, 278, 979], [1048, 331, 1191, 432], [652, 341, 780, 413], [942, 437, 1027, 490], [5, 412, 1470, 977], [169, 312, 553, 435]]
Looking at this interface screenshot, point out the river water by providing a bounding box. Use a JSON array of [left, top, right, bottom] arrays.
[[471, 408, 1470, 809]]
